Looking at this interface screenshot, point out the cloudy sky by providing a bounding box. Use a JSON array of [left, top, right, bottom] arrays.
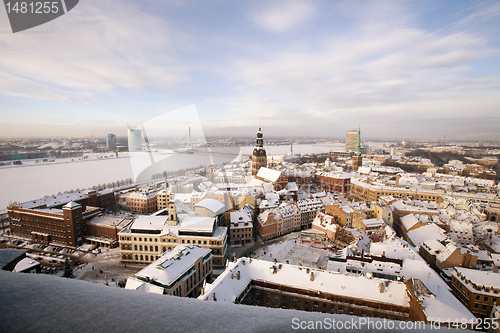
[[0, 0, 499, 141]]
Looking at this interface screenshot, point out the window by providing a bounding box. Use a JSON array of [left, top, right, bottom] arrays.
[[155, 246, 158, 252], [134, 245, 137, 250], [150, 246, 153, 251], [139, 245, 143, 251]]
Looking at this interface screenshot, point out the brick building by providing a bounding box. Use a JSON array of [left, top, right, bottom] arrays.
[[7, 201, 100, 247]]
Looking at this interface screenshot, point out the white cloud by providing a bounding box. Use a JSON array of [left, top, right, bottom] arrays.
[[0, 0, 190, 103], [251, 1, 317, 33]]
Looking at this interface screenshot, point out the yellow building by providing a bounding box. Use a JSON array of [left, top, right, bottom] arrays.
[[119, 200, 227, 270]]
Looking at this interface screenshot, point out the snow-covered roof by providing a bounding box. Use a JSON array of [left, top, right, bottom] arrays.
[[287, 182, 298, 192], [360, 218, 385, 228], [453, 267, 500, 289], [63, 201, 81, 209], [370, 239, 419, 261], [256, 167, 282, 183], [312, 212, 337, 233], [133, 245, 211, 287], [230, 210, 252, 228], [421, 239, 446, 255], [87, 215, 134, 228], [200, 258, 409, 308], [194, 198, 227, 215], [124, 214, 221, 237], [401, 259, 476, 324], [436, 243, 461, 263]]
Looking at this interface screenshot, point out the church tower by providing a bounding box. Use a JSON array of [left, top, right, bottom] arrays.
[[252, 125, 267, 175]]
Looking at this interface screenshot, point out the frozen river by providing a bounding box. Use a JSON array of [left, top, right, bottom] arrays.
[[0, 142, 387, 210]]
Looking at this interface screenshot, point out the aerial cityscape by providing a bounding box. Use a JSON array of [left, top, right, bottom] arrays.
[[1, 0, 500, 332]]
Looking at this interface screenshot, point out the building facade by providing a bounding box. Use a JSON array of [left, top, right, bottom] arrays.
[[118, 200, 227, 269], [7, 201, 100, 247], [126, 191, 158, 214]]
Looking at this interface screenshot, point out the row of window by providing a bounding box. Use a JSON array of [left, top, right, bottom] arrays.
[[121, 235, 222, 246]]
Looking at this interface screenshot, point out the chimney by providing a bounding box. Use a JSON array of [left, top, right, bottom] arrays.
[[236, 271, 240, 280], [310, 272, 314, 281]]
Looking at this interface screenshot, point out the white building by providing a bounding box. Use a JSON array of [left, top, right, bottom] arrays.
[[125, 245, 212, 297]]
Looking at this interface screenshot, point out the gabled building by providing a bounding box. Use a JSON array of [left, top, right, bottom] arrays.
[[256, 210, 280, 241], [451, 267, 500, 319]]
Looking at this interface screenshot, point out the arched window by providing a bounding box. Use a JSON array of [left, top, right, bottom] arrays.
[[128, 254, 132, 260], [150, 255, 154, 261], [150, 246, 153, 251], [139, 245, 143, 251], [135, 255, 138, 260], [140, 255, 143, 261], [162, 246, 166, 252], [122, 254, 126, 259], [155, 246, 158, 252], [127, 245, 131, 250], [134, 245, 137, 251]]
